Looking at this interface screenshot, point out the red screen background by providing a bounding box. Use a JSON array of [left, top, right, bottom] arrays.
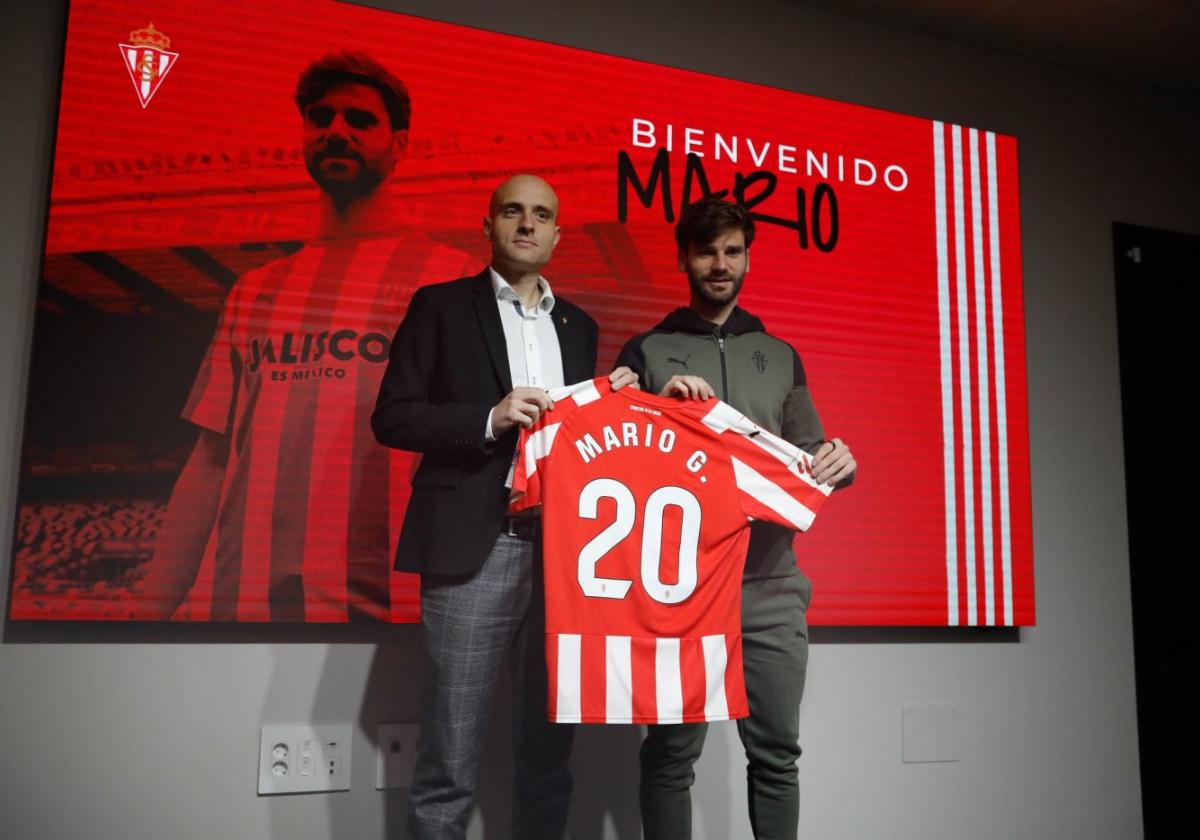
[[9, 0, 1033, 626]]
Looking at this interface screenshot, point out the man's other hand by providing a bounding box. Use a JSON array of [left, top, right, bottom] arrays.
[[659, 375, 715, 400], [609, 366, 639, 391], [492, 387, 553, 435], [812, 437, 856, 486]]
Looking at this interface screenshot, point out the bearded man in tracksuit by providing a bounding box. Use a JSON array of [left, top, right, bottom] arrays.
[[615, 197, 857, 840]]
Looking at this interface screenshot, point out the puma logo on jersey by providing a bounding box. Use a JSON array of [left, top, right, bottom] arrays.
[[667, 354, 691, 369]]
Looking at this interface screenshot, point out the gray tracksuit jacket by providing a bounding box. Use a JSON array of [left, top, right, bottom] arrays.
[[616, 305, 849, 588]]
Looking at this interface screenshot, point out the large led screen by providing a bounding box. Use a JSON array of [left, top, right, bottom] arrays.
[[9, 0, 1034, 625]]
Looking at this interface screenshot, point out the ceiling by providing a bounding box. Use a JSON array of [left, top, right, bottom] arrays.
[[789, 0, 1200, 93]]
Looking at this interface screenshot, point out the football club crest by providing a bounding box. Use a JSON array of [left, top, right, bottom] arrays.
[[118, 23, 179, 108]]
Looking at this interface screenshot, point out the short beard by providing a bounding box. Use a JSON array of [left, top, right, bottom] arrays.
[[307, 144, 385, 210], [687, 269, 745, 309], [311, 169, 384, 209]]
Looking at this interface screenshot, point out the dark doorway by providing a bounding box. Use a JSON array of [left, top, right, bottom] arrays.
[[1113, 222, 1199, 839]]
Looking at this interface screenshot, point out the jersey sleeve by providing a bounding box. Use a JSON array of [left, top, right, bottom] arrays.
[[700, 400, 833, 532], [182, 292, 241, 434], [509, 377, 611, 512]]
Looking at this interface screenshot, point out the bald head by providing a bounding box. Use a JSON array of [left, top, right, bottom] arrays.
[[484, 174, 562, 283], [489, 174, 559, 217]]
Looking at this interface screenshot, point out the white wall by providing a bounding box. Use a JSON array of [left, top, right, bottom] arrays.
[[3, 1, 1197, 838]]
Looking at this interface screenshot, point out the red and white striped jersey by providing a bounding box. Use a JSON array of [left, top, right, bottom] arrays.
[[511, 378, 833, 724], [182, 236, 475, 622]]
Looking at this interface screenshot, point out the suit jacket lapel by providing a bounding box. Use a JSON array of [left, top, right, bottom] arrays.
[[471, 271, 512, 394]]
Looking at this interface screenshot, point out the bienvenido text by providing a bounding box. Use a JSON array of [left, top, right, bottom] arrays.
[[629, 118, 909, 191]]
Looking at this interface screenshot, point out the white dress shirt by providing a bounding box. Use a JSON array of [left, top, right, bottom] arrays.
[[484, 267, 564, 440]]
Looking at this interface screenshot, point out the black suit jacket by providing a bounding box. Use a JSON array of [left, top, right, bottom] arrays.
[[372, 270, 598, 575]]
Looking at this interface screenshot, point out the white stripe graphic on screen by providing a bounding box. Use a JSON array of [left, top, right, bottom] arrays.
[[606, 636, 633, 723], [556, 634, 582, 723], [730, 456, 817, 531], [952, 125, 978, 626], [986, 131, 1015, 625], [970, 128, 996, 625], [701, 635, 730, 721], [655, 638, 684, 724], [933, 121, 958, 626]]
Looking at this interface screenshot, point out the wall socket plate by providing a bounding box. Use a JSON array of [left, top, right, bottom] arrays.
[[258, 724, 352, 794], [376, 723, 420, 789]]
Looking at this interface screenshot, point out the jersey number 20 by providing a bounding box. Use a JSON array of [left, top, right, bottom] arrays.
[[577, 477, 701, 604]]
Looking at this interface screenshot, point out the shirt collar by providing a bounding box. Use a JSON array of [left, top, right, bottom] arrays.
[[489, 266, 556, 314]]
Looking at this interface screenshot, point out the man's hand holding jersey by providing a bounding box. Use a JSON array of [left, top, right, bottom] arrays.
[[659, 374, 716, 401], [812, 438, 856, 486], [608, 365, 639, 392], [490, 367, 639, 437], [490, 387, 555, 437], [656, 373, 855, 489]]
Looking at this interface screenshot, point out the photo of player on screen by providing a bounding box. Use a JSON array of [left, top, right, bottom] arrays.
[[133, 52, 478, 621]]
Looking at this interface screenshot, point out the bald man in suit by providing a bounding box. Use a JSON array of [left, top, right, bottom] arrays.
[[373, 174, 636, 839]]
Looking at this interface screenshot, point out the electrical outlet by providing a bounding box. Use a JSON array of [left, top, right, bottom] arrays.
[[258, 725, 352, 794]]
